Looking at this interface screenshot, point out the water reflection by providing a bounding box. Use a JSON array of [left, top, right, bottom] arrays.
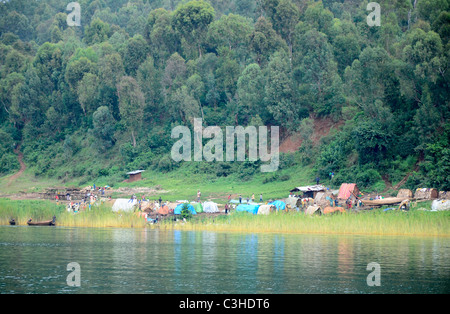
[[0, 227, 448, 294]]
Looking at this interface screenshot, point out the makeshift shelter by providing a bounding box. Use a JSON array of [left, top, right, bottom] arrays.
[[174, 203, 197, 215], [112, 199, 137, 212], [158, 205, 170, 215], [314, 192, 325, 203], [140, 201, 152, 211], [305, 205, 320, 215], [268, 200, 286, 210], [438, 191, 450, 199], [191, 202, 204, 213], [338, 183, 360, 200], [290, 185, 326, 198], [284, 197, 300, 209], [314, 190, 335, 208], [167, 202, 178, 210], [322, 207, 345, 214], [397, 189, 413, 199], [203, 201, 219, 213], [257, 205, 274, 215], [414, 188, 438, 200], [431, 200, 450, 211], [236, 204, 260, 214]]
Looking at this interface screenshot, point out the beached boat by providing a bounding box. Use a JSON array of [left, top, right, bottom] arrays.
[[360, 197, 406, 206], [27, 216, 56, 226]]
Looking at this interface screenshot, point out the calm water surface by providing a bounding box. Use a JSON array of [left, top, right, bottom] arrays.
[[0, 226, 448, 294]]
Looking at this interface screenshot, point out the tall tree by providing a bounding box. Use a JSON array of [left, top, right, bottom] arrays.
[[264, 50, 299, 131], [294, 29, 344, 116], [237, 63, 265, 124], [84, 18, 112, 45], [145, 8, 180, 66], [91, 106, 117, 152], [122, 35, 149, 76], [162, 52, 187, 98], [117, 76, 145, 147], [271, 0, 299, 64], [137, 56, 162, 122], [206, 13, 253, 54], [77, 73, 99, 116], [172, 0, 215, 58]]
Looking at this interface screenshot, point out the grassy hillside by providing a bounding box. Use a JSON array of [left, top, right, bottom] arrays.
[[0, 156, 315, 202]]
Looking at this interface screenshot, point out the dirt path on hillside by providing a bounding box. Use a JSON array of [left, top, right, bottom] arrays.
[[382, 163, 420, 193], [392, 164, 420, 190], [7, 144, 26, 186], [279, 117, 344, 153]]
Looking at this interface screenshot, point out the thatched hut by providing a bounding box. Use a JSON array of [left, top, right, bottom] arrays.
[[397, 189, 413, 199], [305, 205, 321, 215], [414, 188, 438, 200]]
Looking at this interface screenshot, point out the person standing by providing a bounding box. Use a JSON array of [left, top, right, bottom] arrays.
[[251, 193, 255, 202], [260, 193, 263, 202], [197, 190, 201, 202]]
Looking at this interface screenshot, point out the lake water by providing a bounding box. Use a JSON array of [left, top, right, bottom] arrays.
[[0, 226, 448, 294]]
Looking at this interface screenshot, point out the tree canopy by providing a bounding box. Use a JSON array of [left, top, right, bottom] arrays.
[[0, 0, 448, 190]]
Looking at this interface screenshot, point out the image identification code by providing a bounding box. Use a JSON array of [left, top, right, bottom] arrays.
[[179, 298, 270, 311]]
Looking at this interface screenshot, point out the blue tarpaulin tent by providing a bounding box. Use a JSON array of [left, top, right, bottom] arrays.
[[174, 203, 197, 215], [268, 200, 286, 210], [236, 204, 260, 214]]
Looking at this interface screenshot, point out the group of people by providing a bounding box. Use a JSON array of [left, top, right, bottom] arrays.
[[88, 184, 107, 196], [345, 197, 363, 210], [234, 193, 263, 204]]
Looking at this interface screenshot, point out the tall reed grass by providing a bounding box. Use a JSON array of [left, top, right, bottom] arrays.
[[157, 209, 450, 237], [1, 199, 448, 236], [0, 199, 146, 228]]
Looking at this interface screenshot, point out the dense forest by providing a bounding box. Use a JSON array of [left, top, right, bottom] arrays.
[[0, 0, 449, 191]]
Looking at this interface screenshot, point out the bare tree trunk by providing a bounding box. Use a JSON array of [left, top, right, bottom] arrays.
[[131, 130, 136, 148]]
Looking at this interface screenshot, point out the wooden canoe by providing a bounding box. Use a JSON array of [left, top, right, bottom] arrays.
[[360, 197, 406, 206], [27, 217, 56, 226]]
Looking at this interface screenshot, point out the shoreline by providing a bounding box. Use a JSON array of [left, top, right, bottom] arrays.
[[1, 198, 449, 237], [2, 219, 449, 238]]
